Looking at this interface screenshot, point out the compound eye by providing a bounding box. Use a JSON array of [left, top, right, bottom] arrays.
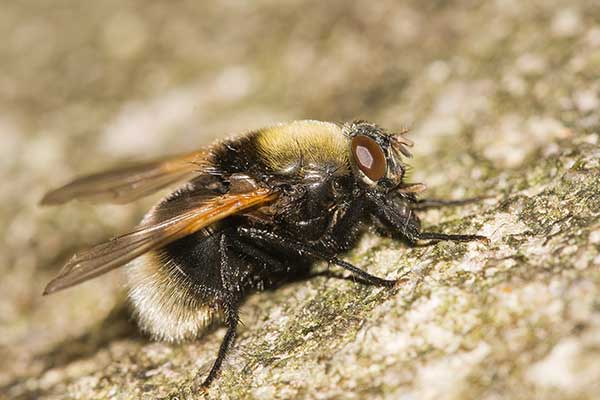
[[351, 135, 386, 181]]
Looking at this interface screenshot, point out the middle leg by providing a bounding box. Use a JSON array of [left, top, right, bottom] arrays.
[[237, 227, 398, 288]]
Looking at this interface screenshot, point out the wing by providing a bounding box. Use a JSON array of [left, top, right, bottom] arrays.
[[43, 188, 277, 295], [40, 150, 210, 205]]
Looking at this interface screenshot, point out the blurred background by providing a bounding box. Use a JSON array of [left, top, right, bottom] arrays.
[[1, 1, 599, 399]]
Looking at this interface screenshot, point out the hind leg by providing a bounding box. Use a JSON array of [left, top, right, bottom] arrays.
[[197, 234, 244, 390]]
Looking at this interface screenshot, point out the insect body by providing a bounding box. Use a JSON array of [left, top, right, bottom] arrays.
[[42, 120, 486, 389]]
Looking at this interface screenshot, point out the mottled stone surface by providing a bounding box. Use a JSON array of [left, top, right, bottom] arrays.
[[1, 1, 599, 399]]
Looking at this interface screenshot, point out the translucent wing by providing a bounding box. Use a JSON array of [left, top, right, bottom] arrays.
[[40, 150, 210, 205], [43, 188, 277, 295]]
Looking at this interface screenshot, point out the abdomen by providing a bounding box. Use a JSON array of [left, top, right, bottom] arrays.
[[127, 224, 230, 342]]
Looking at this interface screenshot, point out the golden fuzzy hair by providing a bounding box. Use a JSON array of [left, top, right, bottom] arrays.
[[255, 120, 350, 173], [127, 250, 222, 342]]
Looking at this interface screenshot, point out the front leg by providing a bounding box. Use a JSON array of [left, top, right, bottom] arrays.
[[419, 231, 489, 243], [412, 196, 487, 210], [367, 192, 488, 244]]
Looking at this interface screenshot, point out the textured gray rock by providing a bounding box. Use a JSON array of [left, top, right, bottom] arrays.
[[1, 1, 599, 399]]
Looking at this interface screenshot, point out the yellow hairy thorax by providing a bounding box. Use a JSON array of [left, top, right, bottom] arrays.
[[255, 120, 350, 174]]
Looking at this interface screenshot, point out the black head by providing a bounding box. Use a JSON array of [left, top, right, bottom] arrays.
[[344, 121, 413, 192]]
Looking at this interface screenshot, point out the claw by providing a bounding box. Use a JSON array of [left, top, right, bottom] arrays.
[[477, 236, 491, 245]]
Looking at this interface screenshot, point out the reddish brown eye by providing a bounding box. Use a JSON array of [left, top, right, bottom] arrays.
[[351, 135, 386, 181]]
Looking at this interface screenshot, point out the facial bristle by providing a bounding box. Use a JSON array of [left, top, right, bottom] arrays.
[[391, 127, 414, 158]]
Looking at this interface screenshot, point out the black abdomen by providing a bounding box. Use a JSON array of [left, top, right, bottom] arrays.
[[161, 225, 229, 298]]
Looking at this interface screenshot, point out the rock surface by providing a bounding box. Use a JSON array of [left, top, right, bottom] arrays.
[[1, 1, 599, 399]]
